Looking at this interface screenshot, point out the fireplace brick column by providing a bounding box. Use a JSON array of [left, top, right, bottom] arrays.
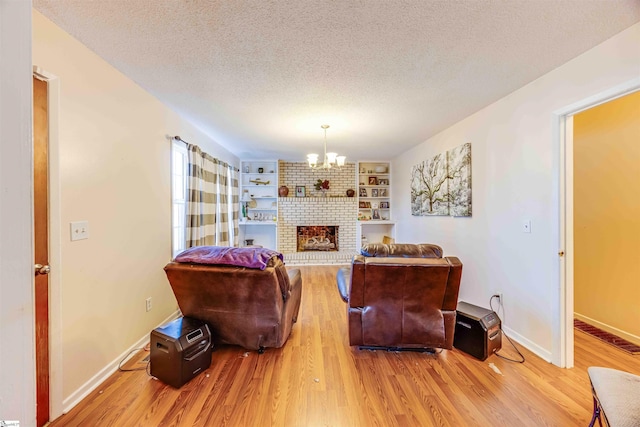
[[278, 197, 358, 254]]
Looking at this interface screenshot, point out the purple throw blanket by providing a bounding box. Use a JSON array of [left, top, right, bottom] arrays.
[[174, 246, 284, 270]]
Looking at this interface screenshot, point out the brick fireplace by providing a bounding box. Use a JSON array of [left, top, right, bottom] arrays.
[[278, 197, 358, 256], [276, 161, 359, 265]]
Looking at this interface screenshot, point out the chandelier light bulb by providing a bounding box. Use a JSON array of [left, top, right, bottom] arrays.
[[307, 153, 319, 167]]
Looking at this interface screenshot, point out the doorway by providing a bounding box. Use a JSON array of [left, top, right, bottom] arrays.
[[572, 91, 640, 349], [556, 78, 640, 368]]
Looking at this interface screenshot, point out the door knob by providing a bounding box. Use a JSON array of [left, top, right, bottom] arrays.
[[34, 264, 51, 275]]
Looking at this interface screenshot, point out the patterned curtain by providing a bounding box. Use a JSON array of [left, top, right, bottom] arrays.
[[229, 167, 240, 247], [215, 164, 232, 245], [185, 144, 239, 248]]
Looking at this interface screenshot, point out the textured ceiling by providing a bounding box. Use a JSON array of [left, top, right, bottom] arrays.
[[34, 0, 640, 161]]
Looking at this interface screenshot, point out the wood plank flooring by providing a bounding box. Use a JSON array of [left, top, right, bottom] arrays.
[[49, 265, 640, 426]]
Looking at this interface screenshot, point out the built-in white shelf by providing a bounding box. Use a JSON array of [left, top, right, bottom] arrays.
[[240, 160, 279, 249], [356, 161, 394, 247]]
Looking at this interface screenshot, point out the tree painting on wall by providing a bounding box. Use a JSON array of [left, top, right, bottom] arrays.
[[410, 143, 472, 217], [410, 152, 449, 215]]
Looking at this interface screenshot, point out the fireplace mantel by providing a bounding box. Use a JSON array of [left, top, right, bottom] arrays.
[[278, 196, 357, 203]]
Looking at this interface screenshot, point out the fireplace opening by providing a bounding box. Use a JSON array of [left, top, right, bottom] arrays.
[[297, 226, 338, 252]]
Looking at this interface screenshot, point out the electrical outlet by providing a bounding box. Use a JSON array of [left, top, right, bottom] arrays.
[[493, 292, 503, 305], [146, 297, 152, 312]]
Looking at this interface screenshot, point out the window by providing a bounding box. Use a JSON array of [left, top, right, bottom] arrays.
[[172, 141, 188, 257]]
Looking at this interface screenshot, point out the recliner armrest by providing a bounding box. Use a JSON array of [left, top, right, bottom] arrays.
[[288, 268, 301, 289], [336, 266, 351, 302]]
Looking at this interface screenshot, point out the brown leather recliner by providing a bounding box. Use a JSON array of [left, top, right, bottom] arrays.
[[336, 243, 462, 350], [164, 246, 302, 352]]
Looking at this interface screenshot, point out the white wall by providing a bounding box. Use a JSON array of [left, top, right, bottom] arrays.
[[0, 0, 36, 424], [32, 9, 238, 411], [392, 23, 640, 362]]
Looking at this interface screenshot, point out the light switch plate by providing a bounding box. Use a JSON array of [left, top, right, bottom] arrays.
[[70, 221, 89, 241], [522, 220, 532, 233]]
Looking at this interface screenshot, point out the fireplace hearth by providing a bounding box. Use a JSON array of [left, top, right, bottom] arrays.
[[297, 226, 338, 252]]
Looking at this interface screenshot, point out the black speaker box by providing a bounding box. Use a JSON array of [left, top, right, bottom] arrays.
[[150, 316, 212, 388], [454, 301, 502, 361]]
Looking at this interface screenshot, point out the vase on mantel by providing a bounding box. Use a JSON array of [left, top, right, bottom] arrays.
[[278, 185, 289, 197]]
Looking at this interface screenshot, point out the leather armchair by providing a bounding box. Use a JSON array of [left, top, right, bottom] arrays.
[[164, 246, 302, 352], [337, 243, 462, 350]]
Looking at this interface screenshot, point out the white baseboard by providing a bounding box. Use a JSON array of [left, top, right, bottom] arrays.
[[62, 310, 181, 414], [574, 313, 640, 346], [501, 325, 553, 363]]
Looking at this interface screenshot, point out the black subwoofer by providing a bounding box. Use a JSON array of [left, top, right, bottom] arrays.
[[454, 301, 502, 361], [150, 316, 212, 388]]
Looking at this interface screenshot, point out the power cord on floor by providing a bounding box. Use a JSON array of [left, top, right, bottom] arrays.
[[489, 295, 526, 364], [118, 347, 151, 375]]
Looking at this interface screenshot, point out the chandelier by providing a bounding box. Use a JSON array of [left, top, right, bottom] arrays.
[[307, 124, 346, 169]]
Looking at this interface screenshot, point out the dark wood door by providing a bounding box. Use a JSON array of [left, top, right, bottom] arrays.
[[33, 75, 50, 427]]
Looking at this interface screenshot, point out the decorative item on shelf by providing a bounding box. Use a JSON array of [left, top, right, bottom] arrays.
[[278, 185, 289, 197], [258, 167, 264, 173], [306, 124, 346, 170], [368, 176, 378, 185], [346, 188, 355, 197], [359, 187, 367, 197], [244, 165, 250, 173], [375, 166, 387, 173], [250, 178, 270, 185], [240, 191, 253, 220], [358, 211, 370, 221], [314, 179, 330, 197]]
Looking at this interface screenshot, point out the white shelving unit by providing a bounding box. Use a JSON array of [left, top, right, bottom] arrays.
[[239, 160, 278, 249], [356, 161, 395, 247]]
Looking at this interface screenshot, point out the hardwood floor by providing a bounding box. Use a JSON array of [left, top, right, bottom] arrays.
[[49, 265, 640, 426]]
